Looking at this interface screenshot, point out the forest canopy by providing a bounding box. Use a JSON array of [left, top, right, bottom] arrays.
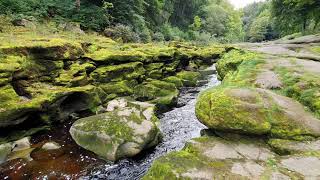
[[0, 0, 319, 43]]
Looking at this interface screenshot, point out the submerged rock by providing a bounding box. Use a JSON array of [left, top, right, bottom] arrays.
[[70, 98, 161, 161], [196, 87, 320, 140], [42, 142, 61, 150]]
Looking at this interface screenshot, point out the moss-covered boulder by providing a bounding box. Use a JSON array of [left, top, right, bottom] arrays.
[[176, 71, 202, 87], [133, 80, 179, 110], [163, 76, 183, 88], [196, 87, 320, 140], [91, 62, 145, 83], [70, 98, 161, 161]]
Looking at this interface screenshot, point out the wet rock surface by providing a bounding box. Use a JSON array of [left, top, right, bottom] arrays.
[[145, 35, 320, 180], [83, 68, 220, 179], [70, 98, 161, 161], [0, 119, 104, 179]]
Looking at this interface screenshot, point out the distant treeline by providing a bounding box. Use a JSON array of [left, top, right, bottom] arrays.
[[0, 0, 319, 43]]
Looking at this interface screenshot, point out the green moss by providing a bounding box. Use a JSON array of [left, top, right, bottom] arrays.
[[163, 76, 183, 88], [99, 80, 137, 97], [196, 87, 272, 135], [87, 48, 148, 62], [196, 86, 318, 139], [216, 49, 259, 80], [145, 63, 165, 79], [1, 38, 84, 60], [310, 46, 320, 55], [55, 62, 95, 87], [134, 80, 179, 110], [176, 71, 201, 87], [275, 66, 320, 119], [91, 62, 145, 83], [222, 58, 265, 87], [143, 150, 204, 180]]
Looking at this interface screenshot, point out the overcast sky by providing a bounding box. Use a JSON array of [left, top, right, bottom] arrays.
[[229, 0, 265, 9]]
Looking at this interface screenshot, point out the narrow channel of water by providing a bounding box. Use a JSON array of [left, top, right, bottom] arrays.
[[86, 65, 220, 180]]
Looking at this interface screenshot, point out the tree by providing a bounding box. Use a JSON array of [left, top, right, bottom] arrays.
[[271, 0, 320, 35]]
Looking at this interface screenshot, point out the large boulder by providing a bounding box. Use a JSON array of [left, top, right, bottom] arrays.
[[196, 87, 320, 140], [70, 98, 161, 161]]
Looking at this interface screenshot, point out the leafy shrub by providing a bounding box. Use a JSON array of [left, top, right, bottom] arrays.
[[152, 32, 165, 41], [131, 14, 151, 43], [104, 24, 140, 43]]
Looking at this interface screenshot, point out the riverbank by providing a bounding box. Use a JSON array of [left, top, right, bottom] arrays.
[[144, 35, 320, 179], [0, 29, 228, 178]]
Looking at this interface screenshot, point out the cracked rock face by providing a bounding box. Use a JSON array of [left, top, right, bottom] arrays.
[[69, 98, 162, 161], [144, 134, 320, 180]]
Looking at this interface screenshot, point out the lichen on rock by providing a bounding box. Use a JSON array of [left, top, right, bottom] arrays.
[[70, 98, 162, 161], [196, 87, 320, 140]]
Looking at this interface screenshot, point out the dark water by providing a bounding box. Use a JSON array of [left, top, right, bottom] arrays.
[[86, 66, 220, 180]]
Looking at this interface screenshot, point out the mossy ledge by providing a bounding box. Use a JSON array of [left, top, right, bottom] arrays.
[[196, 49, 320, 141], [0, 31, 227, 144]]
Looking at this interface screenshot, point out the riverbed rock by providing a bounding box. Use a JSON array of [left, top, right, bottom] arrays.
[[196, 87, 320, 140], [134, 79, 179, 110], [42, 142, 61, 150], [12, 137, 30, 151], [176, 71, 202, 87], [280, 156, 320, 178], [255, 70, 283, 89], [143, 135, 296, 179], [268, 138, 320, 155], [70, 98, 161, 161]]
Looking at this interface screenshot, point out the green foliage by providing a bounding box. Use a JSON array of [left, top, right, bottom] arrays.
[[243, 1, 278, 42], [0, 0, 110, 31], [271, 0, 320, 36], [104, 24, 140, 43], [248, 10, 272, 42]]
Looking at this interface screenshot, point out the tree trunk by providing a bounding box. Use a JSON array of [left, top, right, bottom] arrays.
[[303, 18, 307, 32], [75, 0, 81, 11]]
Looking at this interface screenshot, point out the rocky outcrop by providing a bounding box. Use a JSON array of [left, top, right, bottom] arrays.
[[0, 33, 226, 145], [144, 134, 320, 179], [196, 87, 320, 140], [145, 35, 320, 180], [70, 98, 161, 161]]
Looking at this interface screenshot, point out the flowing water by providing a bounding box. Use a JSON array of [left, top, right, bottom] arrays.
[[86, 66, 220, 180]]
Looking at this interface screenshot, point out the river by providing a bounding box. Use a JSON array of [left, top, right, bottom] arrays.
[[86, 65, 220, 180]]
